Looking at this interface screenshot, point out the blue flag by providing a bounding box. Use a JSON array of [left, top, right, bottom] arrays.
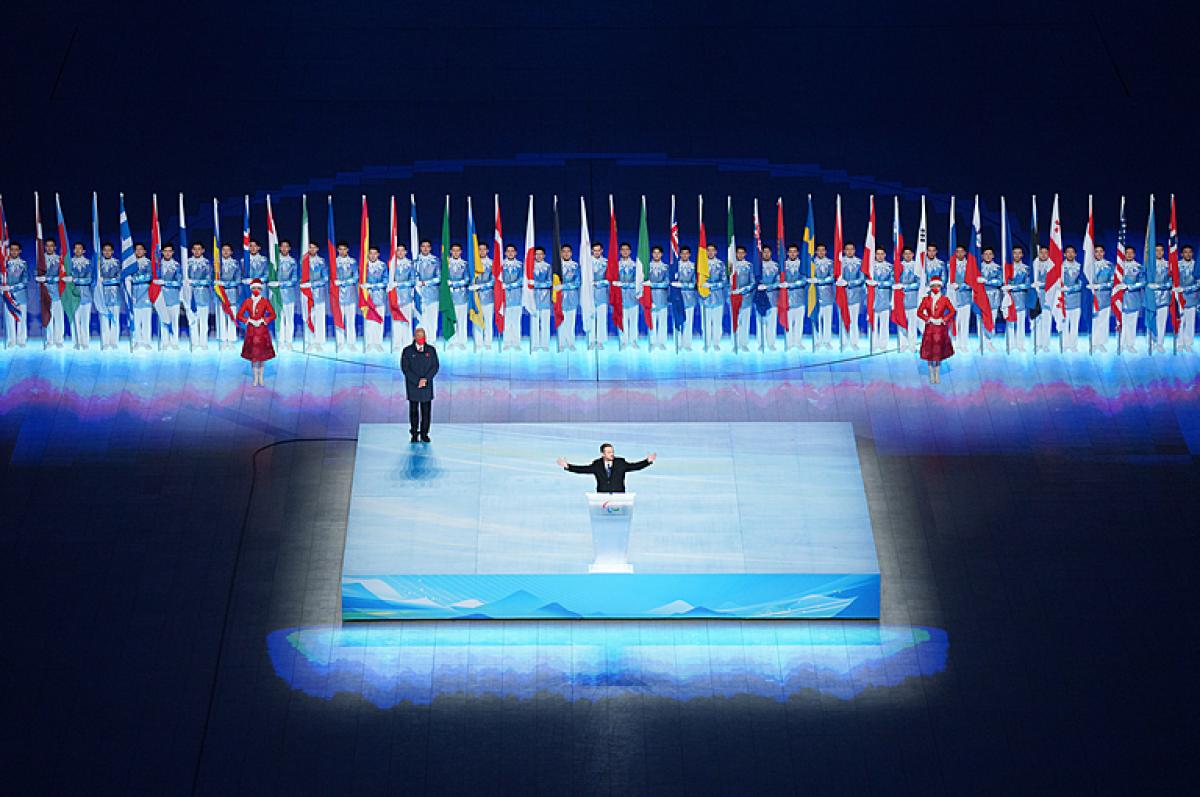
[[119, 193, 136, 333]]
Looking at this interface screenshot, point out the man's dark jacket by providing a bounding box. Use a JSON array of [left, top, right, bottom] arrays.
[[401, 342, 440, 401], [564, 457, 651, 493]]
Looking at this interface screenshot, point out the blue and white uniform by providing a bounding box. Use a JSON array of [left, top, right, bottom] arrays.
[[617, 257, 640, 348], [444, 256, 470, 350], [701, 255, 727, 350], [756, 258, 780, 350], [1177, 256, 1197, 351], [364, 256, 388, 352], [334, 254, 358, 350], [530, 258, 553, 351], [1088, 257, 1114, 351], [840, 254, 865, 350], [782, 257, 806, 350], [98, 254, 124, 349], [978, 258, 1003, 349], [303, 252, 329, 351], [390, 255, 416, 352], [673, 256, 698, 350], [588, 255, 609, 349], [1, 254, 29, 347], [500, 256, 524, 350], [69, 254, 94, 348], [1060, 257, 1083, 351], [730, 258, 755, 351], [1118, 258, 1145, 353], [274, 252, 298, 350], [414, 252, 441, 340], [898, 258, 922, 352], [869, 258, 894, 349], [1149, 257, 1173, 352], [186, 254, 212, 350], [950, 257, 972, 341], [811, 255, 835, 349], [1004, 259, 1032, 353], [38, 251, 66, 347], [558, 258, 581, 351], [647, 258, 671, 349], [1031, 255, 1055, 351], [216, 255, 241, 347], [153, 255, 183, 350], [130, 255, 154, 350]]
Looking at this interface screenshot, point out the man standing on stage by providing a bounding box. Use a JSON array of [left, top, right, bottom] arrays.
[[1148, 242, 1172, 353], [303, 240, 329, 352], [811, 243, 835, 350], [978, 247, 1003, 352], [500, 243, 524, 351], [556, 443, 657, 493], [756, 245, 781, 351], [897, 247, 922, 353], [97, 242, 123, 350], [1003, 245, 1032, 353], [334, 241, 358, 352], [275, 240, 299, 351], [68, 241, 94, 349], [129, 242, 155, 351], [673, 245, 698, 351], [868, 247, 893, 349], [445, 242, 471, 351], [155, 242, 183, 350], [1088, 244, 1114, 352], [414, 239, 441, 342], [471, 241, 495, 352], [950, 244, 973, 343], [364, 245, 388, 353], [187, 242, 212, 351], [37, 238, 65, 348], [782, 244, 806, 351], [1117, 245, 1145, 354], [588, 241, 610, 350], [390, 242, 416, 352], [216, 243, 242, 350], [701, 242, 727, 351], [1178, 245, 1198, 352], [557, 243, 581, 352], [530, 246, 553, 352], [838, 241, 865, 351], [2, 241, 29, 348], [617, 242, 639, 349], [1060, 245, 1083, 352], [730, 245, 755, 351], [647, 245, 671, 351], [401, 327, 439, 443]]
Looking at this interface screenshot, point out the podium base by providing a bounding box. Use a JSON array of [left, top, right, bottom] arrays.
[[588, 562, 635, 574]]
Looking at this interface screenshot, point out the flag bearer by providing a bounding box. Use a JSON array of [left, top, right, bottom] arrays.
[[730, 245, 755, 351], [867, 247, 893, 349], [186, 242, 212, 350], [390, 243, 416, 352], [500, 243, 524, 350], [471, 242, 496, 351], [303, 240, 329, 352], [896, 248, 921, 352], [1003, 246, 1032, 353], [333, 241, 358, 351], [1178, 245, 1197, 352], [838, 242, 865, 351], [275, 240, 299, 351], [216, 243, 241, 349], [587, 242, 609, 350], [557, 243, 581, 352], [673, 245, 698, 351], [245, 238, 270, 292], [701, 242, 727, 351], [68, 242, 93, 349], [129, 242, 155, 350], [2, 242, 29, 347], [364, 245, 388, 352], [756, 245, 780, 351], [153, 243, 184, 350], [782, 244, 806, 350], [38, 238, 65, 348], [647, 245, 671, 350], [98, 242, 123, 350], [1060, 245, 1083, 351], [530, 246, 553, 351], [445, 242, 471, 350], [978, 247, 1003, 352], [414, 239, 441, 341], [1030, 245, 1055, 351], [950, 245, 972, 342], [812, 243, 836, 350], [1117, 245, 1145, 354], [1088, 244, 1115, 352], [616, 242, 639, 349], [1148, 243, 1172, 353]]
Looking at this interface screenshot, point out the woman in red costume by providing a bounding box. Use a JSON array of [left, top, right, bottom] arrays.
[[917, 275, 955, 384], [237, 278, 277, 386]]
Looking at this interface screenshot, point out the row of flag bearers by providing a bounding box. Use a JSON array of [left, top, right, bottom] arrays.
[[2, 191, 1196, 355]]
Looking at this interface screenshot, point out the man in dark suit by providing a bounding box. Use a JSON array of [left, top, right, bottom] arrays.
[[556, 443, 656, 493], [400, 327, 439, 443]]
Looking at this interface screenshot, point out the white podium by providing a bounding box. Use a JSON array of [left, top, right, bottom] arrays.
[[585, 492, 636, 573]]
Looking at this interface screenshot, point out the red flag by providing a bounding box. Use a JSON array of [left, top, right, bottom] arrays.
[[607, 195, 622, 330], [358, 196, 382, 323], [1169, 194, 1182, 330], [327, 196, 344, 331], [777, 198, 788, 330], [1047, 194, 1064, 321], [864, 196, 877, 316], [35, 192, 50, 326], [492, 195, 505, 333], [386, 195, 407, 322], [833, 195, 849, 326], [891, 196, 907, 329], [966, 195, 993, 332], [149, 195, 161, 304]]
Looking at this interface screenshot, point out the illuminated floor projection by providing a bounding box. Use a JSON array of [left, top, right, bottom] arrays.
[[342, 422, 880, 619]]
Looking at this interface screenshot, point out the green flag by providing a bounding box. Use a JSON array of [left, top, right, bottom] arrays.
[[636, 194, 650, 326], [438, 194, 455, 340]]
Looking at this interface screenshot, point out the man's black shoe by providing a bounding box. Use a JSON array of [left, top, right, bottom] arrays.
[[410, 433, 419, 443], [420, 434, 431, 443]]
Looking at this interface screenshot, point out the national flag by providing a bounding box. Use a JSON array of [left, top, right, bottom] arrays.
[[148, 194, 164, 330], [242, 194, 251, 315], [551, 195, 564, 328], [358, 195, 382, 323], [580, 196, 595, 320], [696, 195, 710, 301], [607, 195, 622, 329], [915, 196, 929, 289], [667, 193, 685, 326], [266, 194, 282, 310], [492, 195, 505, 333], [212, 198, 234, 320], [1046, 194, 1064, 323], [727, 196, 740, 330], [864, 195, 877, 322], [521, 194, 535, 319], [751, 198, 769, 315], [0, 195, 19, 320], [1144, 193, 1157, 351], [119, 193, 139, 337], [1030, 195, 1040, 258], [891, 196, 907, 329], [327, 195, 344, 330], [467, 195, 487, 329], [1000, 196, 1017, 323], [636, 194, 652, 328], [299, 195, 315, 332], [92, 192, 111, 324], [1113, 196, 1127, 328], [35, 192, 50, 326], [946, 196, 957, 337], [55, 193, 81, 321], [832, 194, 849, 326], [803, 195, 816, 316], [439, 194, 455, 340], [967, 194, 993, 331], [1082, 194, 1097, 320], [1169, 194, 1182, 331], [387, 194, 407, 323], [777, 197, 788, 331], [179, 193, 193, 319]]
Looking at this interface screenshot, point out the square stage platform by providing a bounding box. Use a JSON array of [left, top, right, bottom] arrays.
[[341, 422, 880, 620]]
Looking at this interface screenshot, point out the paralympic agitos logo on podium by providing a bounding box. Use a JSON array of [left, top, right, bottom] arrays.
[[600, 501, 625, 514]]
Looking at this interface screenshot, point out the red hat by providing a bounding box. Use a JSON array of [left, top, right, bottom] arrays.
[[250, 278, 264, 287]]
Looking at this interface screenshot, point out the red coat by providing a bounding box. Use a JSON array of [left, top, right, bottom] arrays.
[[917, 293, 955, 362], [237, 296, 277, 362]]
